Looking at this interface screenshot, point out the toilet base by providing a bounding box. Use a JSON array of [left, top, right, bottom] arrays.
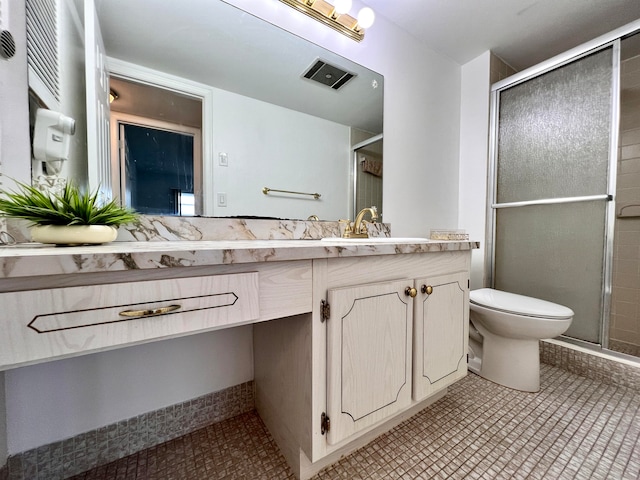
[[473, 334, 540, 392]]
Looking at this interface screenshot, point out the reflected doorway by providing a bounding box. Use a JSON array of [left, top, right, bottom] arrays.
[[115, 119, 199, 215], [109, 77, 203, 215]]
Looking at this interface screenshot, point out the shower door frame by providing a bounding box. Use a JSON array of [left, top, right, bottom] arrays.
[[352, 133, 383, 220], [485, 20, 640, 349]]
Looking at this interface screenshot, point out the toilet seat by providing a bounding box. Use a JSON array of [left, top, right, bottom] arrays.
[[470, 288, 574, 320]]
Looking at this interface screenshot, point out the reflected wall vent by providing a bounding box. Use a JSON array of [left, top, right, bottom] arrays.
[[303, 59, 356, 90], [25, 0, 60, 108]]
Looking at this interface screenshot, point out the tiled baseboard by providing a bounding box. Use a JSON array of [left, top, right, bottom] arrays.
[[540, 340, 640, 392], [3, 381, 254, 480]]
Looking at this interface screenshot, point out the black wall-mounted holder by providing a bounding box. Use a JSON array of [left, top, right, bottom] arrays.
[[0, 29, 16, 59]]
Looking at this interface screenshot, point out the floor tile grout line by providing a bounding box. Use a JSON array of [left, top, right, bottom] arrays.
[[505, 373, 606, 479], [539, 376, 623, 478], [619, 404, 640, 479], [439, 375, 560, 476], [598, 391, 640, 479], [576, 389, 634, 479], [385, 375, 520, 473], [502, 374, 600, 479], [458, 368, 584, 479], [458, 368, 590, 479], [456, 368, 580, 478], [343, 375, 518, 479], [551, 382, 627, 479], [569, 386, 636, 478], [497, 373, 607, 479]]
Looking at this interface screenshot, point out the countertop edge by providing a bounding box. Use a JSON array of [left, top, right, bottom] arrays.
[[0, 239, 481, 280]]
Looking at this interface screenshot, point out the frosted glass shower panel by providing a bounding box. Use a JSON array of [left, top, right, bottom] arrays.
[[496, 48, 613, 204], [494, 201, 607, 344]]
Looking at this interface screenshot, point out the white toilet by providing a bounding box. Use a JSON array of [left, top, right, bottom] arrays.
[[468, 288, 574, 392]]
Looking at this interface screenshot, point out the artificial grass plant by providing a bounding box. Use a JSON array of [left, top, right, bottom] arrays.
[[0, 181, 137, 227]]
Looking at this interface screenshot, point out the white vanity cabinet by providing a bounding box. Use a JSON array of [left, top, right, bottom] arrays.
[[0, 238, 475, 480], [325, 271, 469, 445], [254, 250, 471, 480]]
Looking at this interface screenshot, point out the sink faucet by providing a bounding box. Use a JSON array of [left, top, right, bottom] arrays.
[[343, 206, 378, 238]]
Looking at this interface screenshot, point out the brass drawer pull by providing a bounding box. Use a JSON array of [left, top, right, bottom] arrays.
[[421, 285, 433, 295], [119, 304, 182, 318]]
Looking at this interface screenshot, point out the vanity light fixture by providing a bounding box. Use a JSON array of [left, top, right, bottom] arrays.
[[278, 0, 375, 42]]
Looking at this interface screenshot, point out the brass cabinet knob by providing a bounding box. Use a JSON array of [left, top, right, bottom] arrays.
[[421, 285, 433, 295], [405, 287, 417, 298]]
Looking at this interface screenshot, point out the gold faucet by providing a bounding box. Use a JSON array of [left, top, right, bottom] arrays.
[[343, 206, 378, 238]]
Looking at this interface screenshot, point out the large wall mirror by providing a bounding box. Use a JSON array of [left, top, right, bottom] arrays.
[[27, 0, 383, 222]]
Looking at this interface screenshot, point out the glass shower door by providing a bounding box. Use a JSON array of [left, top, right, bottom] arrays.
[[490, 46, 618, 344]]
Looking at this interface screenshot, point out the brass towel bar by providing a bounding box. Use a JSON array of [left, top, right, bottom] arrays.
[[262, 187, 321, 200]]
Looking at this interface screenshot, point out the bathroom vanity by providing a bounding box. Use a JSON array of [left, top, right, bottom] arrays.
[[0, 234, 477, 479]]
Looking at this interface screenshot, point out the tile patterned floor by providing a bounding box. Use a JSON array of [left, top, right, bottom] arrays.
[[71, 364, 640, 479]]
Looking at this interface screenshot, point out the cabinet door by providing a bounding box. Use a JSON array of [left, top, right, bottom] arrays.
[[326, 279, 413, 445], [413, 272, 468, 401]]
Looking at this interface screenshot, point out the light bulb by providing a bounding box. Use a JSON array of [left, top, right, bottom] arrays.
[[334, 0, 352, 15], [357, 7, 375, 29]]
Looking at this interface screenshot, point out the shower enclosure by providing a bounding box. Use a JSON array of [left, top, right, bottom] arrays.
[[488, 21, 640, 358], [353, 133, 383, 220]]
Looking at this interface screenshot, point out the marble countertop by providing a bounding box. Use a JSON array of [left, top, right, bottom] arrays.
[[0, 238, 480, 279]]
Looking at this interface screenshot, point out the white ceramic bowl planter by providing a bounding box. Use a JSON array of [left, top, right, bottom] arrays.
[[0, 181, 136, 246], [30, 225, 118, 245]]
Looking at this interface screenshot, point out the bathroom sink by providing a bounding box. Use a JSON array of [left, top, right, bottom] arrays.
[[320, 237, 429, 243]]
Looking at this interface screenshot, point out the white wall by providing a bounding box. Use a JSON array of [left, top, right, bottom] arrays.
[[459, 51, 492, 289], [0, 0, 30, 188], [210, 87, 350, 220], [1, 0, 463, 455], [0, 372, 6, 467], [0, 0, 29, 464], [5, 327, 253, 453], [58, 0, 89, 185]]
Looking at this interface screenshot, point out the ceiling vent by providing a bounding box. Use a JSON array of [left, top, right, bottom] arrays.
[[303, 59, 356, 90]]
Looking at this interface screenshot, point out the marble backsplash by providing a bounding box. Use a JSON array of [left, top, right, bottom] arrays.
[[2, 215, 391, 244]]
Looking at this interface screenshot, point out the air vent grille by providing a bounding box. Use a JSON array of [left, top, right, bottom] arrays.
[[0, 29, 15, 59], [303, 59, 355, 90], [26, 0, 60, 105]]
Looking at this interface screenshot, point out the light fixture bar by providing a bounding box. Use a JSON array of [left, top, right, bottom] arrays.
[[279, 0, 365, 42]]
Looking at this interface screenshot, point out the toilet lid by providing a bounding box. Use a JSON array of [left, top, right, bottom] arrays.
[[470, 288, 574, 319]]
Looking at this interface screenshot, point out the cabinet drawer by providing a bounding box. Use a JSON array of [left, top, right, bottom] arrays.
[[0, 273, 259, 369]]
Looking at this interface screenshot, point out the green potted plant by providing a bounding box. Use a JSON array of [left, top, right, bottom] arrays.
[[0, 181, 137, 245]]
